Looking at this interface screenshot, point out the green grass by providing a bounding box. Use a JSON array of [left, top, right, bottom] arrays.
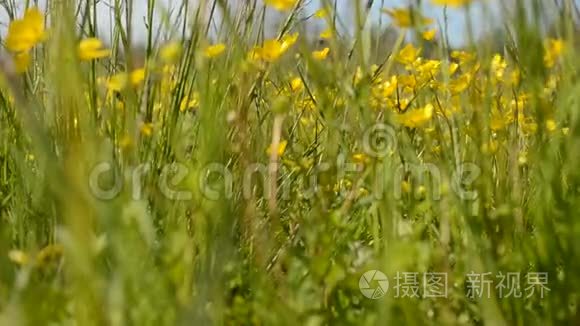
[[1, 0, 580, 325]]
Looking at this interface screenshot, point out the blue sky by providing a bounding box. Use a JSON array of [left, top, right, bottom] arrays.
[[0, 0, 574, 47]]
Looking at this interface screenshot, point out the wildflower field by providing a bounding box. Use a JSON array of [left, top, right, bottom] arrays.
[[1, 0, 580, 324]]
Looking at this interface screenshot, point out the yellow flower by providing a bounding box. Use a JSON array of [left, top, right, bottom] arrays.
[[382, 8, 433, 28], [205, 43, 226, 58], [312, 47, 330, 60], [141, 123, 154, 136], [397, 103, 434, 128], [352, 153, 369, 164], [314, 8, 328, 18], [422, 29, 437, 41], [265, 0, 298, 11], [5, 7, 46, 53], [320, 28, 333, 39], [290, 77, 304, 92], [449, 73, 472, 94], [545, 119, 557, 132], [106, 73, 128, 92], [78, 38, 110, 61], [120, 134, 133, 148], [8, 250, 29, 265], [180, 93, 200, 112], [130, 68, 146, 86], [451, 50, 476, 64], [251, 33, 298, 62], [13, 51, 31, 73], [160, 41, 182, 62], [544, 38, 564, 68], [432, 0, 474, 6], [267, 140, 288, 156], [491, 54, 507, 79], [397, 43, 421, 65]]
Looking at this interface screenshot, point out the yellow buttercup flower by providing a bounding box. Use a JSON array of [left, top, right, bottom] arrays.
[[78, 38, 110, 61], [314, 8, 328, 18], [180, 93, 200, 112], [397, 103, 434, 128], [250, 33, 298, 62], [106, 73, 128, 92], [544, 38, 564, 68], [141, 123, 154, 136], [397, 43, 421, 65], [205, 43, 226, 58], [267, 140, 288, 156], [422, 29, 437, 41], [382, 8, 433, 28], [545, 119, 557, 132], [8, 250, 29, 266], [320, 28, 333, 39], [312, 47, 330, 61], [265, 0, 298, 11], [491, 54, 507, 79], [130, 68, 146, 86], [5, 7, 46, 53], [160, 41, 182, 62], [290, 77, 304, 92]]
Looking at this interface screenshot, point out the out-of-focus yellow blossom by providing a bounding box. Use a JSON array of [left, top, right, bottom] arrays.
[[451, 50, 476, 64], [119, 135, 133, 148], [375, 76, 398, 98], [422, 29, 437, 41], [5, 7, 46, 53], [545, 119, 557, 132], [250, 33, 298, 62], [160, 41, 182, 62], [481, 140, 499, 154], [265, 0, 298, 11], [432, 0, 474, 7], [78, 38, 110, 61], [544, 38, 564, 68], [290, 77, 304, 92], [397, 43, 421, 65], [107, 73, 128, 92], [141, 123, 154, 136], [382, 8, 434, 28], [130, 68, 146, 85], [267, 140, 288, 156], [521, 119, 538, 135], [448, 62, 459, 75], [205, 43, 226, 58], [398, 103, 434, 128], [518, 152, 528, 166], [491, 54, 507, 79], [314, 8, 328, 18], [106, 69, 145, 91], [352, 153, 369, 164], [8, 250, 29, 265], [320, 28, 333, 39], [312, 47, 330, 60], [180, 93, 200, 112], [416, 59, 441, 77]]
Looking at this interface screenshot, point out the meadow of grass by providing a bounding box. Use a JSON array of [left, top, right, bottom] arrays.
[[0, 0, 580, 325]]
